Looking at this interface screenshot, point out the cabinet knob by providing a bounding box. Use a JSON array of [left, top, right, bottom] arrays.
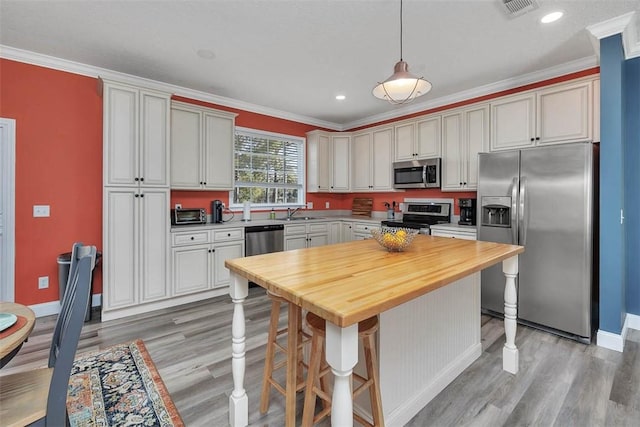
[[203, 182, 207, 185], [140, 177, 144, 182], [190, 236, 195, 240], [530, 138, 534, 142], [140, 193, 144, 197], [459, 182, 463, 186], [463, 182, 467, 186], [134, 194, 139, 198], [536, 137, 540, 141], [227, 233, 231, 237], [134, 177, 139, 182]]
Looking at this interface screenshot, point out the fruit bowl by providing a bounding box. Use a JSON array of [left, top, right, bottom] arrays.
[[370, 227, 419, 252]]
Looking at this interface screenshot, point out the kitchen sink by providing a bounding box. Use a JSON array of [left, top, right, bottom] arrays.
[[276, 216, 324, 221]]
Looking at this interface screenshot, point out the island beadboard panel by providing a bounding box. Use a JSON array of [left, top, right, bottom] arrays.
[[225, 235, 523, 328]]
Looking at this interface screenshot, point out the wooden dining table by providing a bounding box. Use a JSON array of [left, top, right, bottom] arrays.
[[0, 302, 36, 368], [225, 235, 524, 427]]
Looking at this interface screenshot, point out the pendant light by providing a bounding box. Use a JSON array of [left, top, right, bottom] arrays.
[[372, 0, 431, 104]]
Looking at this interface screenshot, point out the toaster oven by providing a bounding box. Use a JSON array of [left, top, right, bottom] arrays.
[[171, 208, 207, 225]]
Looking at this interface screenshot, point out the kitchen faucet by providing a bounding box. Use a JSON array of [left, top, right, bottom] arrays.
[[287, 207, 301, 219]]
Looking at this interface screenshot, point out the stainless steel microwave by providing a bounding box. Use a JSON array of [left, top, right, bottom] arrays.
[[171, 208, 207, 225], [393, 158, 441, 189]]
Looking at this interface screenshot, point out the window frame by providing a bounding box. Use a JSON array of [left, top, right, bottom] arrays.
[[229, 126, 306, 209]]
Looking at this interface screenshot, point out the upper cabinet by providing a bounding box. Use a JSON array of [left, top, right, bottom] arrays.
[[490, 80, 594, 151], [441, 104, 489, 191], [102, 79, 170, 188], [170, 101, 237, 190], [307, 131, 351, 192], [352, 127, 394, 192], [394, 115, 441, 161]]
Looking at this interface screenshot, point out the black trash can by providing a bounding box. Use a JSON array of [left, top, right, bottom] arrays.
[[57, 251, 101, 322]]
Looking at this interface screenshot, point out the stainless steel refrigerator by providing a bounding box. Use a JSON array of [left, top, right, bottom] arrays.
[[477, 143, 596, 342]]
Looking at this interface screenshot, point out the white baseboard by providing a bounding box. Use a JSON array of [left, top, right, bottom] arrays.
[[597, 312, 640, 352], [30, 293, 102, 318]]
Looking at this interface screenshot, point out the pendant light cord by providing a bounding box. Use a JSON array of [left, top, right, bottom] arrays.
[[400, 0, 403, 61]]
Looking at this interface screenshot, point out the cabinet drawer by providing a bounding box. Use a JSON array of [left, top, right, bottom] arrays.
[[431, 230, 476, 240], [213, 228, 244, 242], [285, 224, 307, 236], [307, 223, 328, 234], [172, 231, 209, 246], [353, 222, 377, 234]]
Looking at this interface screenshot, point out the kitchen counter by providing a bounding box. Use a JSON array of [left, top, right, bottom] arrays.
[[170, 215, 382, 232], [225, 236, 523, 426]]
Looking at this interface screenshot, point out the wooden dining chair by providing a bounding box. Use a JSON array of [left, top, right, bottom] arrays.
[[0, 245, 96, 427]]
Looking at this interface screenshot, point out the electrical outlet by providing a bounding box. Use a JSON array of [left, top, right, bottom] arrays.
[[307, 202, 313, 209], [33, 205, 50, 217], [175, 203, 182, 210], [325, 202, 330, 209], [38, 276, 49, 289]]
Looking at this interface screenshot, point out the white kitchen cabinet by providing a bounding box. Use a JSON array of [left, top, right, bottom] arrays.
[[307, 131, 351, 192], [341, 222, 353, 242], [103, 187, 170, 310], [102, 79, 170, 188], [284, 223, 329, 249], [490, 80, 593, 151], [170, 101, 237, 190], [172, 227, 244, 296], [430, 225, 477, 240], [352, 127, 394, 192], [442, 104, 489, 191], [352, 222, 378, 240], [329, 221, 342, 245], [394, 115, 441, 161]]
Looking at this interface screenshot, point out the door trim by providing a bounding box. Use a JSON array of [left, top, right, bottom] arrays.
[[0, 117, 16, 302]]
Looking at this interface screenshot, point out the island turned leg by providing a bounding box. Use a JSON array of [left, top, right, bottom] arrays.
[[502, 255, 519, 374], [229, 272, 249, 427], [325, 321, 359, 427]]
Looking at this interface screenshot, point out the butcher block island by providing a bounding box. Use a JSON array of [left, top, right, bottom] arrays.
[[225, 235, 524, 427]]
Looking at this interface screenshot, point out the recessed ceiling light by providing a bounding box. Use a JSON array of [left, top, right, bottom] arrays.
[[335, 95, 346, 101], [197, 49, 216, 60], [541, 11, 563, 24]]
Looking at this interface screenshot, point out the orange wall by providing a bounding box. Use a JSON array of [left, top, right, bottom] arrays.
[[0, 59, 103, 305]]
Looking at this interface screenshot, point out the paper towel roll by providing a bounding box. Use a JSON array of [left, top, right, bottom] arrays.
[[243, 202, 251, 221]]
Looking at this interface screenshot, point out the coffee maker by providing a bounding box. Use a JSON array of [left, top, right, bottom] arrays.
[[212, 200, 224, 223], [458, 198, 476, 226]]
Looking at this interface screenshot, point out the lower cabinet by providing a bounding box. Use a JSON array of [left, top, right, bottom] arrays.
[[352, 222, 377, 240], [103, 188, 170, 313], [172, 228, 244, 296], [430, 226, 477, 240], [285, 223, 329, 250]]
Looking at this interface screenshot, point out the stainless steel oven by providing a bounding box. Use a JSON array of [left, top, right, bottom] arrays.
[[393, 158, 441, 189]]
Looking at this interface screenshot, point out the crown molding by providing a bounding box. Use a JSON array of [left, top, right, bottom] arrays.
[[342, 56, 599, 130], [587, 11, 640, 60], [0, 45, 341, 131]]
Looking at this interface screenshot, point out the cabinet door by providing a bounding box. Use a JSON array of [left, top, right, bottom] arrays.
[[372, 127, 394, 190], [352, 132, 372, 191], [341, 222, 353, 242], [464, 105, 489, 190], [213, 241, 244, 288], [104, 84, 138, 186], [203, 113, 234, 189], [308, 233, 328, 248], [331, 135, 351, 191], [307, 132, 322, 192], [104, 188, 138, 309], [490, 93, 536, 151], [171, 107, 202, 189], [172, 244, 210, 295], [139, 90, 170, 187], [394, 122, 415, 161], [416, 116, 441, 158], [537, 82, 591, 145], [285, 236, 308, 251], [139, 189, 170, 302], [441, 112, 463, 191], [329, 222, 341, 244]]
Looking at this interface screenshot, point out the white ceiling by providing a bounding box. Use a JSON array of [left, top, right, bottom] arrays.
[[1, 0, 639, 129]]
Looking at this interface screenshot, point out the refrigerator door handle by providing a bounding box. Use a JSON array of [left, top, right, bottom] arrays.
[[519, 176, 528, 246], [510, 177, 518, 245]]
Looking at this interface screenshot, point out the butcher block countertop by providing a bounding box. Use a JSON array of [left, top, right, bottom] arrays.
[[226, 235, 524, 328]]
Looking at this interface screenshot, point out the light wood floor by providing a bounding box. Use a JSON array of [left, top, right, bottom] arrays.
[[2, 287, 639, 426]]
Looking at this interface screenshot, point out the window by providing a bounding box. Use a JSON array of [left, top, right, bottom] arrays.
[[231, 127, 305, 207]]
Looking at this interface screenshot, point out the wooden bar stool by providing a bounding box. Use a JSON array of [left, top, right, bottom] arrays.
[[260, 291, 310, 416], [302, 312, 384, 427]]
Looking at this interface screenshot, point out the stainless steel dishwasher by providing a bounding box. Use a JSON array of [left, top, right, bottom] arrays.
[[245, 224, 284, 257]]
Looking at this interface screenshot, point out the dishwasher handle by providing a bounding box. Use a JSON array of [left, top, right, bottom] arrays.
[[245, 224, 285, 233]]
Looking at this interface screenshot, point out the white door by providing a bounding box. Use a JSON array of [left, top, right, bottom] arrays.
[[0, 118, 16, 301]]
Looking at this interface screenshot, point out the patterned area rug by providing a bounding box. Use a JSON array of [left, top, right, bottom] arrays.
[[67, 339, 184, 427]]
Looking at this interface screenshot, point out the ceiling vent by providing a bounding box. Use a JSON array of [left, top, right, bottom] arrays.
[[501, 0, 539, 18]]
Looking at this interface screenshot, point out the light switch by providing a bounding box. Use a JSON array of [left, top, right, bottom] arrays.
[[33, 205, 50, 217], [325, 202, 330, 209]]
